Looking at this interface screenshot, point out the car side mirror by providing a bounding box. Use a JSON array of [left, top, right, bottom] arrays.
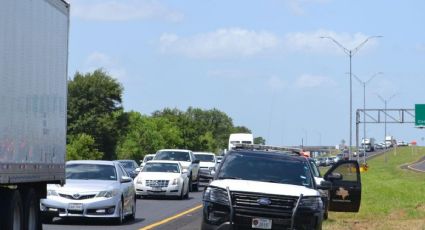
[[130, 171, 139, 179], [317, 181, 332, 190], [135, 168, 141, 173], [120, 176, 132, 183], [193, 159, 200, 164], [182, 169, 189, 174], [325, 172, 343, 181]]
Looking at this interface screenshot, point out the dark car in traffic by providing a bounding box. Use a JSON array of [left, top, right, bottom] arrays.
[[117, 159, 139, 178]]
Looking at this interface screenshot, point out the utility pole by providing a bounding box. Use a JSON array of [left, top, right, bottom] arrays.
[[321, 35, 382, 160], [352, 72, 383, 163], [377, 94, 397, 163]]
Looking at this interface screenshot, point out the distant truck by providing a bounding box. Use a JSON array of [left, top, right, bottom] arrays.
[[361, 138, 376, 152], [228, 133, 254, 151], [0, 0, 69, 229], [385, 136, 397, 147]]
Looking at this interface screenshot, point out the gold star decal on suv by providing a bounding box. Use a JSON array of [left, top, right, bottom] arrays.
[[336, 187, 349, 200]]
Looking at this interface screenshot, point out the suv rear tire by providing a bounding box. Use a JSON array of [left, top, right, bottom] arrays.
[[192, 176, 199, 192], [188, 175, 193, 192]]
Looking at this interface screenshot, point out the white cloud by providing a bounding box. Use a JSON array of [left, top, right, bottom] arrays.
[[285, 0, 331, 16], [267, 76, 286, 90], [159, 28, 280, 59], [69, 0, 184, 22], [85, 52, 114, 67], [295, 74, 336, 88], [84, 52, 127, 80], [285, 29, 380, 54]]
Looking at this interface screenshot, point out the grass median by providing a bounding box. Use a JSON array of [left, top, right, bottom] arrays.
[[323, 147, 425, 230]]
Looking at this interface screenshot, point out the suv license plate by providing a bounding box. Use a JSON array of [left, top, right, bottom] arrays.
[[252, 218, 272, 229], [68, 203, 83, 211]]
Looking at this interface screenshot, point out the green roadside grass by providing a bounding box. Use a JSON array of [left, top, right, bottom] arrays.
[[323, 147, 425, 230]]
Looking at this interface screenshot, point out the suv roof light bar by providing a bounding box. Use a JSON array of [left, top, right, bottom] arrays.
[[233, 143, 303, 156]]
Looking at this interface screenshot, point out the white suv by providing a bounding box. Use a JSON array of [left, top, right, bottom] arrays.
[[202, 148, 362, 230], [154, 149, 200, 191], [194, 152, 217, 184]]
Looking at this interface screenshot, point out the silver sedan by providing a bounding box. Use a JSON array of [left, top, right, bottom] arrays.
[[40, 160, 136, 224]]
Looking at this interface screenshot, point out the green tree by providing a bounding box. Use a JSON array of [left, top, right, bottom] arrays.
[[232, 126, 251, 133], [67, 69, 125, 160], [198, 131, 219, 152], [153, 107, 235, 152], [116, 111, 183, 161], [66, 133, 103, 160], [254, 136, 266, 145]]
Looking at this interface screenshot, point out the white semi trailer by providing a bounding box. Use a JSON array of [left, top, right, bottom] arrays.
[[0, 0, 69, 229]]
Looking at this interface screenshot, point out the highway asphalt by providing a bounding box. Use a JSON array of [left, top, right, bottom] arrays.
[[154, 208, 203, 230], [42, 149, 396, 230], [42, 189, 204, 230], [153, 149, 393, 230], [408, 156, 425, 172]]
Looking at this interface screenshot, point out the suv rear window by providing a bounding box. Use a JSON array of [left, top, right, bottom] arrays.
[[217, 152, 313, 187], [194, 154, 215, 162], [155, 151, 191, 162]]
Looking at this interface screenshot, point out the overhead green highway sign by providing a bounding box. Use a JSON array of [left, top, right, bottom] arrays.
[[415, 104, 425, 127]]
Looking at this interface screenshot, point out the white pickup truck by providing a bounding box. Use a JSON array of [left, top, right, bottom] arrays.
[[154, 149, 201, 191]]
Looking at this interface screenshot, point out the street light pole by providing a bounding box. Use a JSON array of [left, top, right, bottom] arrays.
[[321, 35, 382, 160], [352, 72, 383, 164], [377, 94, 396, 163]]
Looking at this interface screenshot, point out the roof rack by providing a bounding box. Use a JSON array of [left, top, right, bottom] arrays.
[[232, 143, 303, 156]]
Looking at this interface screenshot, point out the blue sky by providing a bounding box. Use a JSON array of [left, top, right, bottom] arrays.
[[67, 0, 425, 147]]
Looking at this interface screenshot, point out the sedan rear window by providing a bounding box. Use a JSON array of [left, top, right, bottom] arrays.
[[66, 164, 117, 181], [118, 160, 138, 170], [144, 156, 154, 162]]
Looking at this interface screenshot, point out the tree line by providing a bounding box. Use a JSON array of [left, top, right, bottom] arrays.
[[66, 69, 265, 161]]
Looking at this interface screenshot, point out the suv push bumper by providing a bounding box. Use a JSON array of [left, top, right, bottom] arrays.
[[202, 201, 323, 230], [202, 221, 233, 230]]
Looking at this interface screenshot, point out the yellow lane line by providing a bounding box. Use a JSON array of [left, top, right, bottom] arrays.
[[139, 204, 203, 230]]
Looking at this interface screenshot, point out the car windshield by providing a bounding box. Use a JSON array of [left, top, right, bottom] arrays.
[[194, 154, 215, 162], [155, 151, 191, 162], [66, 164, 117, 181], [142, 163, 180, 173], [144, 156, 154, 162], [119, 161, 137, 169], [217, 153, 313, 188]]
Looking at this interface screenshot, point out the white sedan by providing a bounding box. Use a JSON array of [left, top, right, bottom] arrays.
[[40, 160, 136, 224], [134, 160, 189, 199]]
